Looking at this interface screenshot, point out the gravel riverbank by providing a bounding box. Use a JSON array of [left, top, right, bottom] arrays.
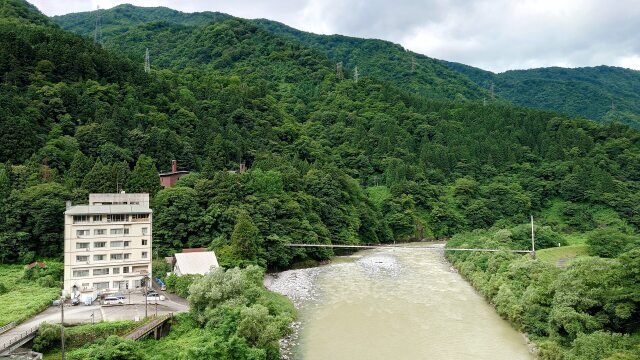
[[264, 266, 325, 359]]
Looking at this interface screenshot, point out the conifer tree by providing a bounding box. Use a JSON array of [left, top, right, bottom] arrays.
[[128, 155, 160, 195], [231, 211, 260, 260]]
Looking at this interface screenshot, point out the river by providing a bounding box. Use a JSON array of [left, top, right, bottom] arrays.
[[268, 245, 534, 360]]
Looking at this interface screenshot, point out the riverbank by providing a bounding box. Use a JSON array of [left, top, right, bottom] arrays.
[[266, 243, 533, 360], [264, 266, 324, 359]]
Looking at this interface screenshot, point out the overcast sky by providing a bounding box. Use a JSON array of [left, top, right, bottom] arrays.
[[31, 0, 640, 73]]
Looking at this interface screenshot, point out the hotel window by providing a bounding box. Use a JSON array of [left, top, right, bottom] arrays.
[[142, 251, 148, 259], [123, 266, 130, 274], [76, 230, 90, 237], [132, 214, 149, 221], [94, 241, 106, 248], [107, 214, 128, 222], [110, 254, 123, 260], [113, 268, 120, 275], [142, 239, 148, 246], [110, 229, 123, 235], [94, 229, 106, 236], [124, 253, 131, 260], [76, 255, 89, 262], [110, 241, 124, 248], [93, 215, 103, 222], [73, 215, 89, 223], [94, 254, 106, 261], [93, 282, 109, 290], [93, 268, 109, 276], [142, 227, 149, 235], [76, 242, 89, 249], [124, 241, 130, 247], [73, 270, 89, 278]]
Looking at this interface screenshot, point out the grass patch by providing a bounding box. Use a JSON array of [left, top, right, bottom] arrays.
[[365, 186, 391, 207], [0, 264, 60, 327], [42, 319, 153, 359], [537, 245, 588, 265]]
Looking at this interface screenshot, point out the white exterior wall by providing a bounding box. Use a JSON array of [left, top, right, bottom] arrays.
[[63, 194, 152, 296]]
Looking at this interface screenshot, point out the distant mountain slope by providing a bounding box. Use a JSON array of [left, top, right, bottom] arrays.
[[0, 0, 50, 25], [53, 5, 487, 101], [52, 4, 640, 128], [443, 61, 640, 129]]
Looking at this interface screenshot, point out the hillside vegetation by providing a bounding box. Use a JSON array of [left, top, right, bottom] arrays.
[[54, 4, 640, 127], [0, 1, 638, 358]]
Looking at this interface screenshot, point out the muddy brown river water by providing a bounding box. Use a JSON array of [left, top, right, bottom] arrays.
[[293, 246, 534, 360]]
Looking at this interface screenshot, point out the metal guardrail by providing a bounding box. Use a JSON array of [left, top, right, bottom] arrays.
[[0, 325, 39, 355], [0, 322, 16, 336]]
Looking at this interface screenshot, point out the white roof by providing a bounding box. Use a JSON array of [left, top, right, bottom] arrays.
[[174, 252, 219, 275]]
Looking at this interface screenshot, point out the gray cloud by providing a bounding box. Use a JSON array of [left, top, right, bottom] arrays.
[[30, 0, 640, 72]]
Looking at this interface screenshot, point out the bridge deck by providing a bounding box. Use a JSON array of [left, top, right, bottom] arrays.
[[284, 243, 532, 253], [125, 314, 172, 341]]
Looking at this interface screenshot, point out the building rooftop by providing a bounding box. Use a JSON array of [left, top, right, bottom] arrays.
[[65, 204, 152, 215], [174, 251, 219, 275]]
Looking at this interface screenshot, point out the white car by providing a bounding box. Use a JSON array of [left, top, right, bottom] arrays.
[[146, 293, 165, 301], [104, 296, 124, 305]]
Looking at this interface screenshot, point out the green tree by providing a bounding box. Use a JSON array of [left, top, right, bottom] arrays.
[[127, 155, 160, 195], [231, 211, 261, 261]]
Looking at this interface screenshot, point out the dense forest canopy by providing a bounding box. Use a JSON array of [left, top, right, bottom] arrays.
[[53, 3, 640, 128], [0, 0, 638, 265], [0, 0, 639, 358]]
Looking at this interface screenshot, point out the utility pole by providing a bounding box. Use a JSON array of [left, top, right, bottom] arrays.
[[530, 215, 536, 259], [353, 65, 359, 84], [94, 6, 102, 45], [336, 62, 343, 80], [144, 48, 151, 74], [60, 297, 65, 360]]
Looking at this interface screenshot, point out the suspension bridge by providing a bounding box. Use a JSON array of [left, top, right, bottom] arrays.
[[284, 243, 533, 254]]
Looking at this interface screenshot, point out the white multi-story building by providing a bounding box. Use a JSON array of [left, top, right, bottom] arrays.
[[63, 193, 152, 296]]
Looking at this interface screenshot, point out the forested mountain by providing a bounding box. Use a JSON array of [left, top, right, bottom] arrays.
[[53, 4, 640, 128], [443, 61, 640, 129], [1, 1, 639, 356], [53, 4, 487, 101]]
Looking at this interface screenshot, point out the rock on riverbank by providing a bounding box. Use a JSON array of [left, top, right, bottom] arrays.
[[264, 267, 325, 360]]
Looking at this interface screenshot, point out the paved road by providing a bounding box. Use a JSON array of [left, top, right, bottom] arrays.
[[0, 291, 188, 351], [0, 304, 102, 349]]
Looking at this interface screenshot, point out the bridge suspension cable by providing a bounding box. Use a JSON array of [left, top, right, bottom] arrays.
[[284, 243, 532, 253]]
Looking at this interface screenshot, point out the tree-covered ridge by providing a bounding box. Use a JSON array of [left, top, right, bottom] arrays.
[[443, 61, 640, 129], [52, 4, 488, 101], [0, 0, 50, 25], [2, 1, 640, 270]]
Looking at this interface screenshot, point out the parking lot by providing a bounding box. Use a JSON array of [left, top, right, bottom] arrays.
[[97, 289, 188, 321]]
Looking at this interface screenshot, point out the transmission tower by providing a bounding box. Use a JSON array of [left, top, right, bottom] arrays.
[[611, 100, 616, 112], [353, 65, 359, 84], [94, 6, 102, 45], [336, 62, 343, 80], [144, 48, 150, 73], [489, 82, 495, 100], [411, 57, 416, 72]]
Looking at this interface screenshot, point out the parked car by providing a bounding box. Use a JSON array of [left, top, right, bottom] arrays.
[[52, 299, 61, 306], [112, 292, 126, 300], [104, 296, 124, 305], [146, 292, 165, 301], [71, 298, 80, 306]]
